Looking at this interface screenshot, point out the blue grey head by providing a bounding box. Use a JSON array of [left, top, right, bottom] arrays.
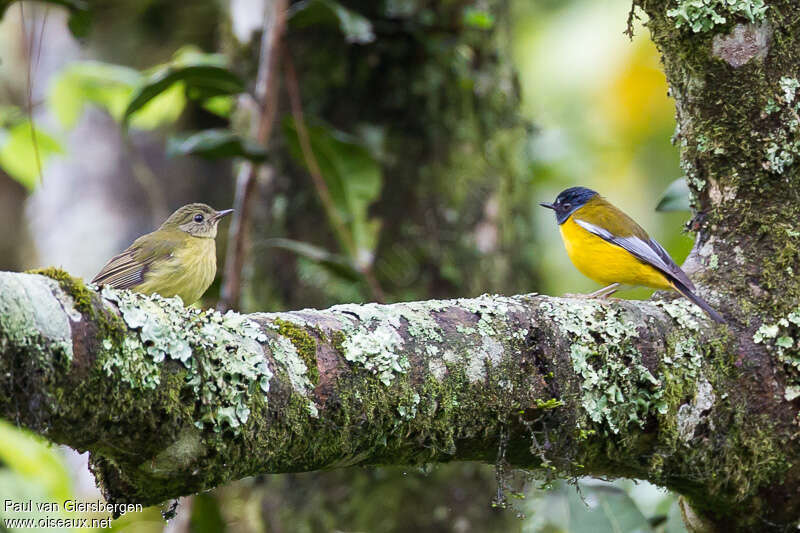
[[539, 186, 598, 225]]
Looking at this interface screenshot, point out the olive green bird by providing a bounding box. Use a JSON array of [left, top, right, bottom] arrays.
[[92, 203, 233, 305]]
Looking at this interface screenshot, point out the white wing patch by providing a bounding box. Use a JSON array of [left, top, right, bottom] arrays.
[[574, 218, 695, 290]]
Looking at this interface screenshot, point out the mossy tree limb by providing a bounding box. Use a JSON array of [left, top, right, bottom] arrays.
[[0, 270, 795, 530]]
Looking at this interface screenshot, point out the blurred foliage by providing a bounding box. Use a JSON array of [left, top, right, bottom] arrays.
[[0, 111, 62, 190], [284, 118, 383, 270], [289, 0, 376, 44], [0, 0, 698, 531], [167, 129, 268, 162], [213, 464, 520, 533], [656, 178, 691, 212], [523, 479, 687, 533], [0, 0, 91, 38], [49, 46, 238, 132]]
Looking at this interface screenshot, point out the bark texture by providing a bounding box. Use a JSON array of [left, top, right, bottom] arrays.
[[0, 268, 795, 531]]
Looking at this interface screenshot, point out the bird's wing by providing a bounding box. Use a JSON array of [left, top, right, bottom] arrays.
[[572, 199, 695, 291], [91, 231, 180, 289]]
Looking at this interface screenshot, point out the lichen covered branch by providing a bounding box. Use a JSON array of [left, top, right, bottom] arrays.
[[1, 269, 792, 529]]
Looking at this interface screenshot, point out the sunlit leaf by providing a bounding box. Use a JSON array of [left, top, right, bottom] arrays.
[[0, 121, 62, 191], [48, 61, 141, 129], [656, 178, 690, 212], [202, 95, 235, 118], [124, 65, 243, 126], [49, 60, 186, 130], [167, 129, 267, 162], [262, 238, 361, 281], [283, 119, 383, 265], [462, 7, 495, 29], [290, 0, 375, 44], [0, 420, 72, 502]]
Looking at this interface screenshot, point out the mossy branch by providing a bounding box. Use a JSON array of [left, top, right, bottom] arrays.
[[1, 269, 796, 530]]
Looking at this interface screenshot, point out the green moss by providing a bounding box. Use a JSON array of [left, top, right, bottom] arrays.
[[27, 267, 93, 315], [667, 0, 767, 33], [273, 318, 319, 385], [533, 398, 564, 409]]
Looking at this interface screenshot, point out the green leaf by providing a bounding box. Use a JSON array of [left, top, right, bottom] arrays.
[[202, 95, 235, 118], [167, 129, 268, 162], [48, 61, 141, 129], [0, 0, 91, 38], [190, 493, 227, 533], [0, 120, 62, 190], [283, 119, 383, 266], [124, 65, 243, 126], [524, 481, 655, 533], [0, 419, 72, 502], [656, 178, 691, 212], [262, 238, 361, 282], [290, 0, 375, 44], [564, 483, 653, 533], [462, 7, 495, 29], [49, 60, 187, 130]]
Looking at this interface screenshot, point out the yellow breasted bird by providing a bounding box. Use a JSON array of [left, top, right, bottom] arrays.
[[540, 187, 724, 323], [92, 203, 233, 305]]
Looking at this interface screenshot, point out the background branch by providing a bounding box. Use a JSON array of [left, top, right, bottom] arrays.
[[219, 0, 287, 311]]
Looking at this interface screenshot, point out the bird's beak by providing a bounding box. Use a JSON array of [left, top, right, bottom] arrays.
[[539, 202, 555, 210], [214, 209, 234, 221]]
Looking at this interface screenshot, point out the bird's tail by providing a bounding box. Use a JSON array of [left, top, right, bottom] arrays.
[[670, 280, 726, 324]]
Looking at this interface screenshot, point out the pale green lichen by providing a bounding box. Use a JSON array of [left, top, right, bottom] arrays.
[[676, 379, 715, 442], [763, 77, 800, 174], [266, 332, 318, 417], [754, 308, 800, 365], [330, 295, 523, 386], [654, 299, 707, 331], [753, 308, 800, 401], [331, 302, 411, 385], [0, 273, 74, 366], [101, 287, 272, 433], [667, 0, 767, 33], [541, 299, 665, 434], [780, 77, 800, 104], [663, 337, 704, 374], [397, 392, 420, 419]]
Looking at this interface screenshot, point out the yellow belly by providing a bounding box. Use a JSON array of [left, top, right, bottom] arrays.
[[138, 238, 217, 305], [559, 217, 672, 290]]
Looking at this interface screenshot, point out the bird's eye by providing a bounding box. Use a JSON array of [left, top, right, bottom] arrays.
[[194, 214, 204, 223], [563, 203, 571, 209]]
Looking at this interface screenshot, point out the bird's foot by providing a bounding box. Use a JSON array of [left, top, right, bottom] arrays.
[[564, 283, 621, 300]]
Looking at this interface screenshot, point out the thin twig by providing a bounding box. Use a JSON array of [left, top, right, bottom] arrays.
[[283, 52, 385, 303], [19, 2, 44, 186], [218, 0, 287, 311]]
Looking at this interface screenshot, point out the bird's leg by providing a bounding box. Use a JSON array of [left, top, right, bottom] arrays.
[[589, 283, 621, 299], [565, 283, 621, 300]]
